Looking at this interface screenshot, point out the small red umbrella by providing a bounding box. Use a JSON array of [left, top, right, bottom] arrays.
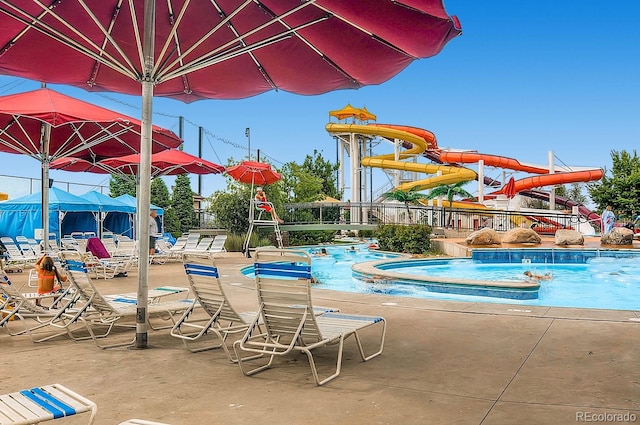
[[502, 177, 517, 199], [100, 149, 225, 178], [226, 161, 282, 186]]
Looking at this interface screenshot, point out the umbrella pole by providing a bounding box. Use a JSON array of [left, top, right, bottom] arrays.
[[41, 123, 52, 251], [133, 0, 155, 349], [243, 178, 256, 258]]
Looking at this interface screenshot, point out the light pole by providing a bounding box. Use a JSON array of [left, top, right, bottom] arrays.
[[245, 127, 250, 160]]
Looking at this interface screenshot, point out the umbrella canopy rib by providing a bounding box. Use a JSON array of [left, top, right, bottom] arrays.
[[0, 1, 461, 101]]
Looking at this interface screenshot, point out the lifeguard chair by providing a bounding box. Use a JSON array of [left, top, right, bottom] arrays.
[[242, 198, 283, 257]]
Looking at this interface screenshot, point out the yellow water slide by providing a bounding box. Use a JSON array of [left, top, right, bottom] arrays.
[[325, 123, 476, 192]]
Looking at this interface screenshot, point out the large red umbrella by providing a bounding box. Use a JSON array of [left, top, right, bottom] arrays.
[[0, 0, 460, 348], [0, 2, 461, 101], [226, 160, 282, 186], [100, 150, 225, 178], [0, 88, 181, 245], [49, 157, 114, 174], [52, 150, 224, 178]]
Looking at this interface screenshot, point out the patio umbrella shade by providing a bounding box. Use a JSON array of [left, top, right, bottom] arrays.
[[503, 177, 517, 199], [0, 88, 182, 247], [50, 157, 115, 174], [100, 149, 225, 178], [0, 0, 461, 348], [226, 161, 282, 186]]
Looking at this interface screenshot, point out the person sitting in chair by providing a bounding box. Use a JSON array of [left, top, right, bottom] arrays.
[[255, 187, 283, 223]]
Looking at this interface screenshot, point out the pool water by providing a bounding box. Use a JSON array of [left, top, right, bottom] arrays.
[[303, 246, 640, 311]]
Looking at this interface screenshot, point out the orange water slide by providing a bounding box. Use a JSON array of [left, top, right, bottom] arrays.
[[439, 151, 603, 194], [441, 152, 549, 174], [325, 123, 477, 191]]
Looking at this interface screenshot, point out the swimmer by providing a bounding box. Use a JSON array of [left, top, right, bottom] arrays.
[[346, 245, 357, 253], [524, 270, 553, 281], [312, 248, 329, 256]]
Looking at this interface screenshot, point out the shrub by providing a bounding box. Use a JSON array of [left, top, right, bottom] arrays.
[[225, 233, 271, 252], [288, 230, 335, 246], [374, 224, 433, 254]]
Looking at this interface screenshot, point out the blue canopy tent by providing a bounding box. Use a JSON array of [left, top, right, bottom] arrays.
[[0, 187, 100, 241], [115, 194, 164, 239], [82, 191, 136, 238]]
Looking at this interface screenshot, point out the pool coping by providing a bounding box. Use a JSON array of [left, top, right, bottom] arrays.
[[351, 258, 541, 300]]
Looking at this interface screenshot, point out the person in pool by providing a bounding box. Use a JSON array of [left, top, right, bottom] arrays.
[[312, 248, 329, 256], [524, 270, 553, 281]]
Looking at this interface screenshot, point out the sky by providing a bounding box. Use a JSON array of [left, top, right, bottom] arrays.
[[0, 0, 639, 202]]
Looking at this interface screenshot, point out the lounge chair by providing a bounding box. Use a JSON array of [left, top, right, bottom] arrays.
[[27, 238, 43, 257], [171, 253, 337, 361], [170, 253, 260, 360], [1, 268, 83, 343], [58, 252, 191, 349], [164, 235, 188, 261], [207, 234, 228, 254], [182, 233, 200, 252], [100, 233, 118, 256], [113, 237, 137, 258], [183, 236, 211, 254], [0, 383, 97, 424], [234, 248, 386, 386], [1, 236, 35, 270]]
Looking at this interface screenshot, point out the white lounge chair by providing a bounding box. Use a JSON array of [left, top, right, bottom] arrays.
[[0, 384, 97, 424], [27, 238, 43, 257], [164, 235, 188, 261], [182, 233, 200, 252], [207, 234, 227, 254], [58, 253, 191, 349], [234, 248, 386, 386], [170, 253, 260, 360], [183, 236, 213, 254], [1, 269, 83, 343]]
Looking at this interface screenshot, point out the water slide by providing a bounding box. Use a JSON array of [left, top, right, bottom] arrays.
[[325, 123, 477, 191], [439, 151, 604, 230], [439, 151, 604, 197]]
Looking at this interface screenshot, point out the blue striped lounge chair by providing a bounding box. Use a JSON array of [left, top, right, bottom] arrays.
[[0, 384, 97, 424], [233, 248, 386, 386]]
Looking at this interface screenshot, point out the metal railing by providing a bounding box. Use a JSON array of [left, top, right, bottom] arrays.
[[276, 201, 596, 234]]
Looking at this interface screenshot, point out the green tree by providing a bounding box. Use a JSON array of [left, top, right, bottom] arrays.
[[566, 183, 588, 206], [109, 174, 135, 197], [281, 150, 340, 202], [151, 178, 180, 236], [207, 185, 252, 235], [425, 181, 474, 227], [171, 174, 196, 234], [150, 178, 171, 209], [382, 187, 424, 217], [588, 150, 640, 216]]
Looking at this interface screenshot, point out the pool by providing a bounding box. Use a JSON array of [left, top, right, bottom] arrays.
[[243, 246, 640, 311], [352, 248, 640, 311]]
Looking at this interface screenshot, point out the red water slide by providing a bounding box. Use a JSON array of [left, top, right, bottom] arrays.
[[439, 151, 604, 194]]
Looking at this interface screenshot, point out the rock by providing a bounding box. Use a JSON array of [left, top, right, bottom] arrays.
[[555, 229, 584, 246], [502, 227, 541, 244], [601, 227, 634, 245], [466, 228, 501, 245]]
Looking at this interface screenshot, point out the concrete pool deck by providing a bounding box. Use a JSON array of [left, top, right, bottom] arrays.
[[3, 245, 639, 424]]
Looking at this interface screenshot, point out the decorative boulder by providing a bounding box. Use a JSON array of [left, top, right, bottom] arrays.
[[601, 227, 634, 245], [502, 227, 541, 244], [466, 228, 501, 245], [555, 229, 584, 246]]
